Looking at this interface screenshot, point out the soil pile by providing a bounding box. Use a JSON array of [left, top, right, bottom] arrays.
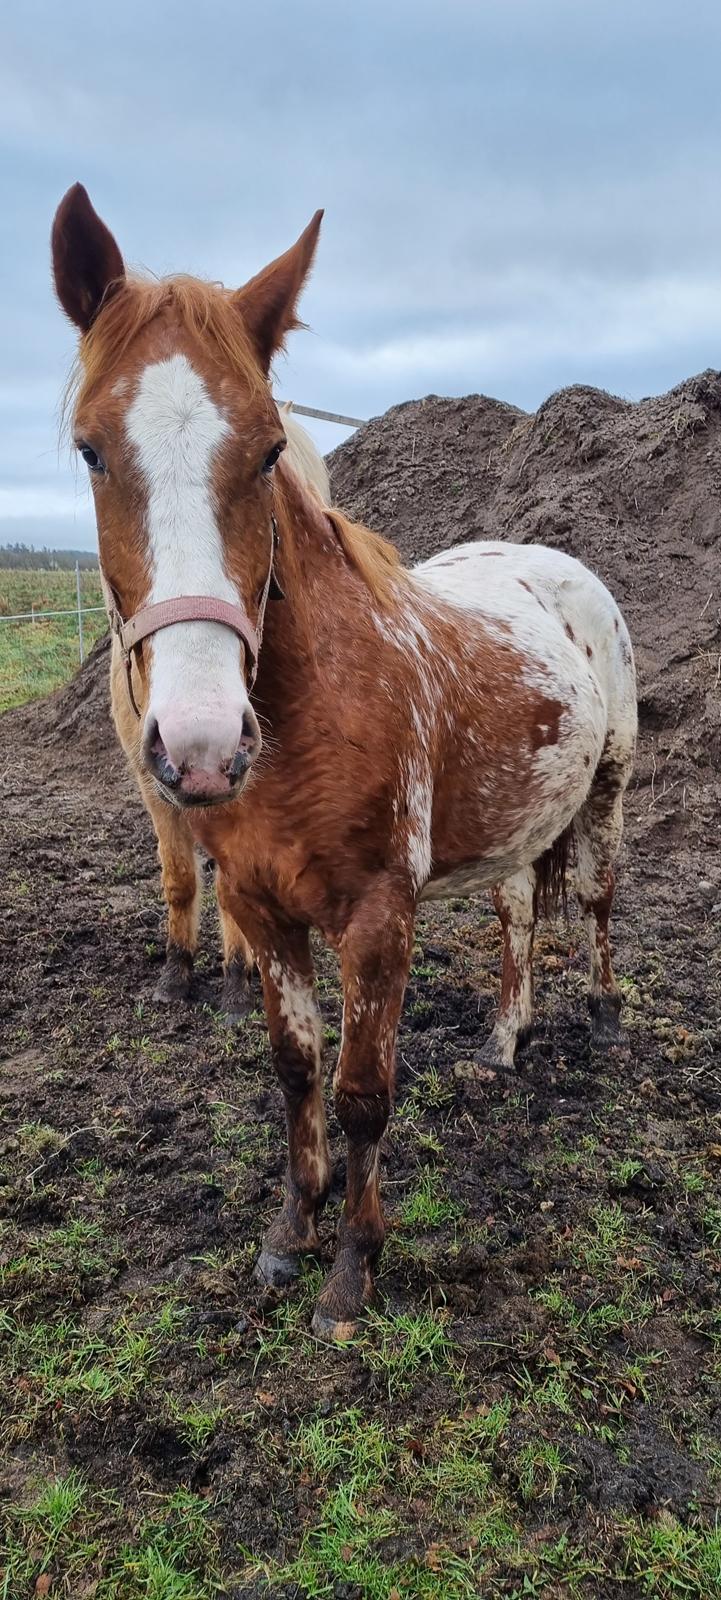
[[329, 373, 721, 843]]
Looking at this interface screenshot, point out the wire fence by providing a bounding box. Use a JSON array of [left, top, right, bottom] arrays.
[[0, 564, 103, 664], [0, 403, 365, 667]]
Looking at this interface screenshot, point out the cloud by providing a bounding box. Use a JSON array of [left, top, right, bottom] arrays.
[[1, 0, 720, 549]]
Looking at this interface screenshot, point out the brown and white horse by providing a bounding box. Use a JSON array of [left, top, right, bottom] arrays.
[[109, 405, 329, 1018], [52, 186, 637, 1339]]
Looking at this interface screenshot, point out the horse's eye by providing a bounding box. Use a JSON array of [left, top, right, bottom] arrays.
[[78, 443, 105, 473], [262, 442, 284, 475]]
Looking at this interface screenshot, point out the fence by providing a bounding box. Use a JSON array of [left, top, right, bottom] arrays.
[[0, 563, 104, 664], [0, 404, 365, 667]]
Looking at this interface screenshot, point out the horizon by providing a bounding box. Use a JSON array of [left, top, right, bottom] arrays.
[[1, 354, 718, 558]]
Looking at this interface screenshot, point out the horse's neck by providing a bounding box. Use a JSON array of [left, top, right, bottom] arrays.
[[260, 480, 375, 690], [258, 475, 448, 738]]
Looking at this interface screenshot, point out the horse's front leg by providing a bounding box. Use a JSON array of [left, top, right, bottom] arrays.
[[141, 778, 201, 1004], [313, 884, 415, 1342], [251, 922, 331, 1287], [215, 872, 255, 1024]]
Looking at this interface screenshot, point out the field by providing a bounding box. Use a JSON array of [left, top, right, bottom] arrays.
[[0, 568, 104, 712]]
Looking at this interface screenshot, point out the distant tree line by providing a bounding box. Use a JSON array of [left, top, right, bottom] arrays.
[[0, 543, 98, 571]]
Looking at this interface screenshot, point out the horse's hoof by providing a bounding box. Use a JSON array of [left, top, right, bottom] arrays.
[[588, 994, 625, 1051], [477, 1033, 515, 1070], [220, 958, 253, 1024], [311, 1307, 358, 1343], [254, 1249, 302, 1288], [153, 968, 193, 1004], [218, 1008, 249, 1029], [152, 945, 193, 1004]]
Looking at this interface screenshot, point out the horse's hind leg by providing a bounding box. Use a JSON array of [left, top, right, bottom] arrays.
[[479, 865, 537, 1068], [574, 753, 631, 1049], [216, 874, 255, 1024]]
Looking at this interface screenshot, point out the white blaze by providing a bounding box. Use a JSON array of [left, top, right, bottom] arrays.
[[125, 354, 251, 770]]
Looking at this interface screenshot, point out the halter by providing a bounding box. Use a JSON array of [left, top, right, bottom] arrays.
[[109, 514, 283, 719]]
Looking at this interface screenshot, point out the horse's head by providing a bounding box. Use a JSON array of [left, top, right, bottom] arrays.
[[51, 184, 322, 807]]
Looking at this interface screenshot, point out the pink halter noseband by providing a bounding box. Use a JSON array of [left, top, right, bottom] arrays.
[[108, 514, 283, 717]]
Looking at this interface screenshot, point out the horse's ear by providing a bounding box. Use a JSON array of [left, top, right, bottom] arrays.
[[234, 210, 323, 372], [51, 184, 125, 332]]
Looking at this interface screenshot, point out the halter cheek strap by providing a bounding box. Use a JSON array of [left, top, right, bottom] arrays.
[[109, 514, 282, 720]]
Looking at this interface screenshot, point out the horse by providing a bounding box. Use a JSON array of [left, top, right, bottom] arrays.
[[108, 405, 329, 1018], [51, 185, 637, 1341]]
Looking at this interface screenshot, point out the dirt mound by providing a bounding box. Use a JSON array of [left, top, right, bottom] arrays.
[[328, 375, 721, 840]]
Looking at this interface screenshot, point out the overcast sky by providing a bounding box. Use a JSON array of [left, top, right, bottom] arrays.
[[2, 0, 721, 551]]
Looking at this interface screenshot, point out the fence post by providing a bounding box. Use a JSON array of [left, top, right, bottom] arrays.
[[75, 561, 85, 665]]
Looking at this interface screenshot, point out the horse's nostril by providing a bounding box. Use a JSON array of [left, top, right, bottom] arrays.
[[143, 717, 181, 790], [230, 749, 251, 783], [158, 755, 181, 789], [239, 710, 260, 756]]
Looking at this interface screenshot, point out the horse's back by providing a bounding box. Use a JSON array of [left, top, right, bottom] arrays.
[[414, 539, 637, 756]]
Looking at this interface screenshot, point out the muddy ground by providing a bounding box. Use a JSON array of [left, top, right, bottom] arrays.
[[1, 378, 721, 1597]]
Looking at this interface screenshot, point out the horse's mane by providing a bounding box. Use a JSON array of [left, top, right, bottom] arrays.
[[64, 273, 264, 425], [280, 403, 331, 504], [325, 507, 402, 606]]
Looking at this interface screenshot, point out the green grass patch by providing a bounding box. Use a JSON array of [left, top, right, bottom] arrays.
[[357, 1307, 459, 1396], [398, 1168, 463, 1230], [0, 1308, 171, 1439], [620, 1514, 721, 1597], [0, 1477, 223, 1600], [0, 1218, 118, 1314]]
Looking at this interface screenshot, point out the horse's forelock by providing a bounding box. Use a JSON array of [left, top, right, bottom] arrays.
[[63, 274, 265, 433]]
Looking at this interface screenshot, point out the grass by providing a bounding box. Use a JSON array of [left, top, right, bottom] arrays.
[[398, 1167, 463, 1230], [0, 1218, 118, 1314], [0, 1308, 167, 1441], [357, 1307, 459, 1396], [620, 1515, 721, 1597], [168, 1397, 226, 1449], [0, 565, 104, 710], [0, 1477, 222, 1600]]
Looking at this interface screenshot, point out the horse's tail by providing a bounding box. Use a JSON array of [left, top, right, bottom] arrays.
[[534, 823, 575, 919]]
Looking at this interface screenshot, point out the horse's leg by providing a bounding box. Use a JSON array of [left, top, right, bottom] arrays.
[[215, 874, 255, 1024], [110, 644, 199, 1003], [313, 884, 414, 1342], [479, 866, 537, 1068], [141, 782, 201, 1003], [249, 919, 330, 1286], [574, 754, 630, 1048]]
